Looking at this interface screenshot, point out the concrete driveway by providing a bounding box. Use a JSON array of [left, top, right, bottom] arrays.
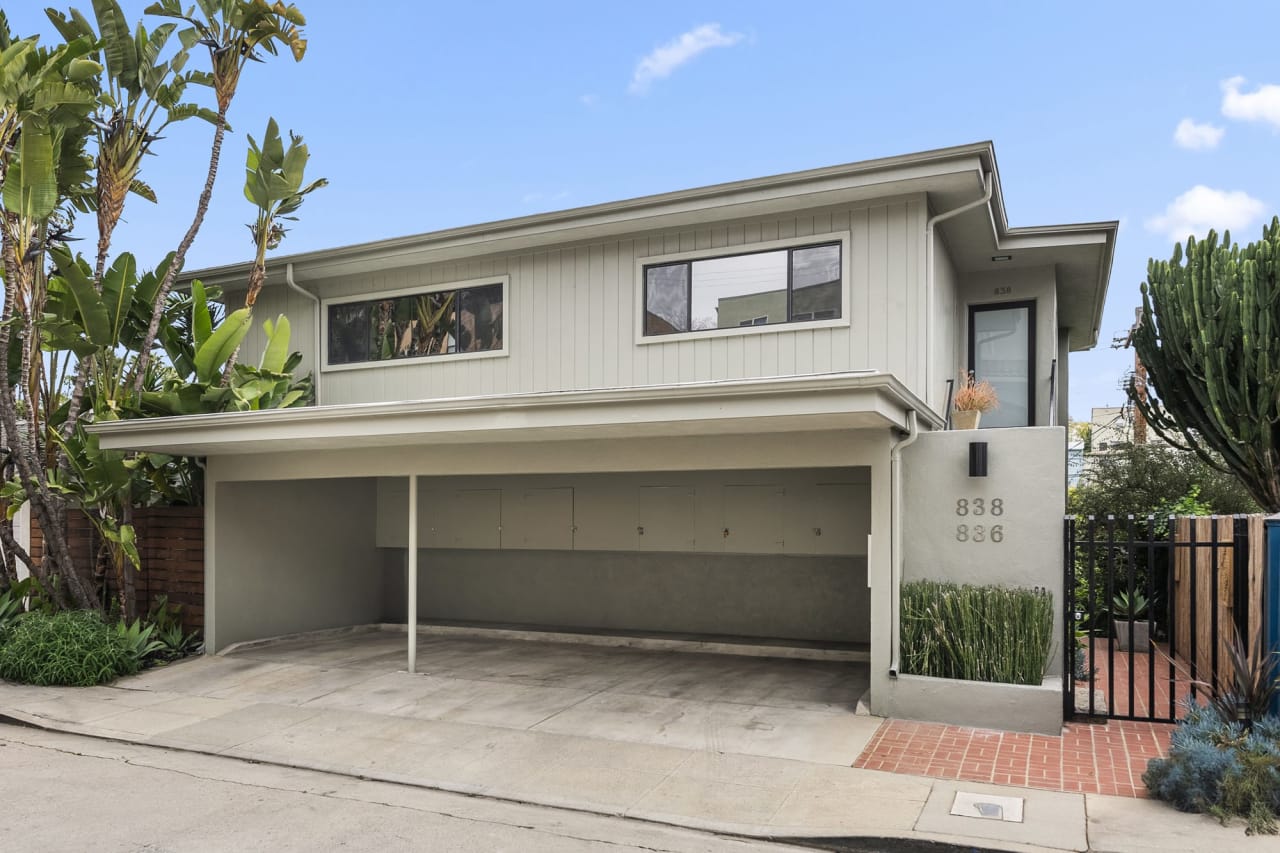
[[4, 629, 1141, 850], [3, 627, 951, 839], [122, 627, 875, 764]]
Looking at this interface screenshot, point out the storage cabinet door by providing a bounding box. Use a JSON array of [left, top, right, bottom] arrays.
[[501, 487, 573, 550], [723, 484, 786, 553], [637, 486, 696, 550], [438, 488, 501, 549]]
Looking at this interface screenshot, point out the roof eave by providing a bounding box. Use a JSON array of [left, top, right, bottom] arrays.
[[89, 372, 944, 457], [184, 141, 998, 289]]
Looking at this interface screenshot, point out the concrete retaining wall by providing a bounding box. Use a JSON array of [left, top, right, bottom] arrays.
[[383, 549, 869, 643], [879, 673, 1064, 735]]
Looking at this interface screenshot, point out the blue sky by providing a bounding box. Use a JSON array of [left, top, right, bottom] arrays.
[[8, 1, 1280, 420]]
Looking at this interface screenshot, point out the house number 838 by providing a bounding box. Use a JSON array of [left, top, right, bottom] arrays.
[[955, 497, 1004, 543]]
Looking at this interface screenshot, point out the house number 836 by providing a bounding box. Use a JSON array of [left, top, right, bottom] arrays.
[[955, 497, 1004, 543]]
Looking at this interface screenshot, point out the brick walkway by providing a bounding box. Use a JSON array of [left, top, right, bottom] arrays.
[[854, 717, 1175, 798], [1081, 637, 1197, 720]]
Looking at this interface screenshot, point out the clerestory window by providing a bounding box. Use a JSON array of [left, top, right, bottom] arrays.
[[324, 278, 506, 369]]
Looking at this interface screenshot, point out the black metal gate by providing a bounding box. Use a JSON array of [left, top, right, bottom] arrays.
[[1064, 514, 1251, 723]]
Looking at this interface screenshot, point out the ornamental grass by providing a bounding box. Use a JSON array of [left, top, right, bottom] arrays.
[[900, 580, 1054, 686]]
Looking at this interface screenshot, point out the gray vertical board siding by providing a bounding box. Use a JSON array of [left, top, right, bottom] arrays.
[[236, 199, 928, 407], [932, 236, 960, 411], [958, 265, 1059, 427]]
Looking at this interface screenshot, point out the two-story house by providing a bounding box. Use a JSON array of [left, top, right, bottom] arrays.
[[93, 141, 1116, 727]]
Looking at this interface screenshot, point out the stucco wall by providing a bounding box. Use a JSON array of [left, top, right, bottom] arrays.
[[901, 426, 1066, 674], [208, 478, 380, 651], [383, 549, 869, 643]]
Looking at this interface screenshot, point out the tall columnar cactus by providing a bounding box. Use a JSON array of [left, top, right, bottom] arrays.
[[1129, 218, 1280, 510]]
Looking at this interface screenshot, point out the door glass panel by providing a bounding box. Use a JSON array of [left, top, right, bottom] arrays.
[[973, 305, 1031, 427]]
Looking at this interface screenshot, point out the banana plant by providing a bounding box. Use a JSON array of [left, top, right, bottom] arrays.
[[134, 0, 308, 393], [46, 0, 219, 281], [242, 117, 326, 308], [138, 279, 311, 415]]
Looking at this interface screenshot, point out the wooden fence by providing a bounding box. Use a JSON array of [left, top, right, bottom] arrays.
[[31, 506, 205, 632], [1172, 514, 1265, 690]]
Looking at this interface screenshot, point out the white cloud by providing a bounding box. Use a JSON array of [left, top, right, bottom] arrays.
[[1173, 118, 1224, 150], [1221, 76, 1280, 130], [579, 93, 599, 107], [1145, 185, 1266, 242], [629, 23, 743, 95]]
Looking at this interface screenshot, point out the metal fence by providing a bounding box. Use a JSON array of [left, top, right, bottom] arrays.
[[1064, 514, 1254, 723]]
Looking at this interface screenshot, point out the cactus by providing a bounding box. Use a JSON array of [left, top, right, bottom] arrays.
[[1129, 217, 1280, 510]]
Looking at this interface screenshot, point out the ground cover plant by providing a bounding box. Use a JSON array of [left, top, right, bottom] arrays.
[[899, 580, 1054, 685], [1144, 703, 1280, 835], [0, 609, 138, 686]]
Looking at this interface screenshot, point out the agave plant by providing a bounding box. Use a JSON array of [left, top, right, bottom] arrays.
[[114, 616, 165, 666], [1198, 626, 1280, 728]]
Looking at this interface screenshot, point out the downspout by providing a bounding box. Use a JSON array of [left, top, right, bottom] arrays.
[[888, 409, 920, 678], [284, 262, 322, 405], [925, 173, 993, 403]]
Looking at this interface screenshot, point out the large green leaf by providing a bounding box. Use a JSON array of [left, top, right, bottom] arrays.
[[191, 278, 212, 347], [259, 314, 290, 373], [49, 247, 111, 345], [101, 252, 137, 341], [92, 0, 139, 95], [193, 307, 252, 383], [3, 121, 56, 220]]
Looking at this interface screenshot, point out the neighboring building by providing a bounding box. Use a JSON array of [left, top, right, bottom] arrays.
[[92, 142, 1116, 730]]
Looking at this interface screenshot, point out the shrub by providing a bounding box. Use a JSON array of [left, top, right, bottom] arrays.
[[1145, 704, 1280, 835], [0, 610, 138, 686], [1069, 444, 1258, 520], [900, 580, 1054, 686]]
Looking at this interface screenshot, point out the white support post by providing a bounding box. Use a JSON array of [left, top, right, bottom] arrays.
[[407, 474, 418, 674]]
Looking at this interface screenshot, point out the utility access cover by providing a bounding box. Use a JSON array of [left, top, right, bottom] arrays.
[[950, 791, 1025, 823]]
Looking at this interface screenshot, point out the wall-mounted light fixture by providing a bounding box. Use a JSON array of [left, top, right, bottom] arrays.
[[969, 441, 989, 477], [991, 254, 1013, 262]]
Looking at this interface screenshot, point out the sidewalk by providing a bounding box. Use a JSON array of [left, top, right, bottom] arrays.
[[4, 672, 1279, 852]]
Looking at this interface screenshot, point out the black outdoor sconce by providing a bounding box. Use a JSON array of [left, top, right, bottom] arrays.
[[968, 441, 989, 478]]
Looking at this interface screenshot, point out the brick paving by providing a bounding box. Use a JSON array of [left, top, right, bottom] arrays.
[[854, 717, 1175, 798], [1081, 637, 1198, 720]]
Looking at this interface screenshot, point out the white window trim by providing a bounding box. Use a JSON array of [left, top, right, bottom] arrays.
[[633, 231, 852, 346], [320, 275, 510, 373]]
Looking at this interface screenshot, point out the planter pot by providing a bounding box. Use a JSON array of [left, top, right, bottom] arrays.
[[952, 410, 981, 430], [1114, 619, 1152, 652]]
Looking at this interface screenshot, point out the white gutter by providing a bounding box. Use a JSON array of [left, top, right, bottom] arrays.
[[284, 262, 322, 405], [888, 409, 920, 678], [924, 173, 993, 403]]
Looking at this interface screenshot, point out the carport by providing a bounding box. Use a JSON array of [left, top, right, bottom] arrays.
[[91, 372, 934, 678]]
